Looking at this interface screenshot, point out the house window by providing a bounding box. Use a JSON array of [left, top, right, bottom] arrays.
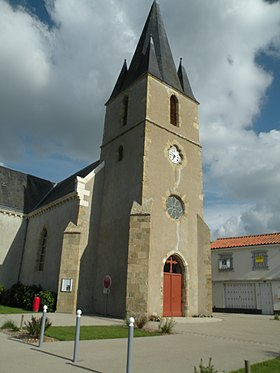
[[252, 251, 268, 270], [218, 253, 233, 271], [170, 95, 179, 126], [122, 96, 129, 126], [36, 228, 48, 271]]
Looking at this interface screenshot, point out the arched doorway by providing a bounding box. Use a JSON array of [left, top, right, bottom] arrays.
[[163, 255, 183, 316]]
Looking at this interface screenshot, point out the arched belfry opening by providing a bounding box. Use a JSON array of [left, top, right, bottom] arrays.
[[170, 95, 179, 126], [163, 255, 184, 316]]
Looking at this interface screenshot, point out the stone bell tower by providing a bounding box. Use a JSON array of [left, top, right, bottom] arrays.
[[89, 1, 212, 318]]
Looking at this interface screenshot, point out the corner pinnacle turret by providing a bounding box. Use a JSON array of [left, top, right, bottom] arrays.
[[108, 1, 197, 103]]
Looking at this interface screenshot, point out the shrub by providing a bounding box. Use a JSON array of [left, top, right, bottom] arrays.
[[0, 284, 5, 302], [158, 318, 175, 334], [3, 282, 25, 307], [22, 284, 42, 310], [134, 314, 148, 329], [1, 320, 19, 331], [1, 282, 41, 309], [24, 315, 52, 338], [125, 312, 148, 329], [1, 283, 56, 311], [38, 290, 57, 312], [274, 314, 279, 321], [194, 358, 218, 373]]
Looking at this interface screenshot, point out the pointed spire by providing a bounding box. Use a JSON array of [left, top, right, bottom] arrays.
[[123, 1, 182, 91], [108, 59, 128, 102], [108, 2, 197, 101], [177, 58, 197, 102], [137, 35, 162, 80]]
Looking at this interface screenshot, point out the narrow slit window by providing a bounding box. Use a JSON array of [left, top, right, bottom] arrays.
[[118, 145, 124, 161], [36, 228, 48, 271], [170, 95, 179, 126]]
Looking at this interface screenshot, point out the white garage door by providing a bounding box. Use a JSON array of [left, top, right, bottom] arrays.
[[225, 283, 257, 309], [259, 283, 273, 315]]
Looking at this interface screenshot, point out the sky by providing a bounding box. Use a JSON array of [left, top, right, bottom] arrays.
[[0, 0, 280, 239]]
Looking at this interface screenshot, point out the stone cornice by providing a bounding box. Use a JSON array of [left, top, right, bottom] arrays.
[[28, 192, 79, 218], [0, 207, 25, 218]]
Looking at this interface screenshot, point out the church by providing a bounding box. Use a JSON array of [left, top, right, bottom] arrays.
[[0, 1, 212, 318]]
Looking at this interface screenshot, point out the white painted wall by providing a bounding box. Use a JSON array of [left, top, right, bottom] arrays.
[[0, 210, 26, 288]]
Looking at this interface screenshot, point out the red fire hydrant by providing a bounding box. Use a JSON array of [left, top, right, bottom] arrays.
[[33, 296, 40, 312]]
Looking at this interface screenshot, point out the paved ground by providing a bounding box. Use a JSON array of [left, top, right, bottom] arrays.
[[0, 312, 279, 373]]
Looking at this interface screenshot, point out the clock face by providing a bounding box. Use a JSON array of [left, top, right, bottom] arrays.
[[168, 146, 181, 164]]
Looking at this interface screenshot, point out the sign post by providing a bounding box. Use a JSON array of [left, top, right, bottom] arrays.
[[103, 275, 112, 316]]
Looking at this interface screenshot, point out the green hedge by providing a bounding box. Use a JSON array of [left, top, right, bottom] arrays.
[[0, 282, 57, 312]]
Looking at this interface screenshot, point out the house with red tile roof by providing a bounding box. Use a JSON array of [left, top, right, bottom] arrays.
[[211, 232, 280, 315]]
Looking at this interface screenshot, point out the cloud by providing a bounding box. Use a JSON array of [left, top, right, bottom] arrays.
[[0, 0, 135, 164], [0, 0, 280, 237]]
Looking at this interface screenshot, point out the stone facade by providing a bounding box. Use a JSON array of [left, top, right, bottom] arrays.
[[56, 223, 81, 313], [126, 201, 152, 315], [85, 70, 211, 317]]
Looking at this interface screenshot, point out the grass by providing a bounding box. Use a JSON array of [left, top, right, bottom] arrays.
[[45, 325, 160, 341], [0, 305, 30, 314], [229, 357, 280, 373]]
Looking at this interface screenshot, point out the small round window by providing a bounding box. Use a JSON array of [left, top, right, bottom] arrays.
[[166, 195, 184, 220]]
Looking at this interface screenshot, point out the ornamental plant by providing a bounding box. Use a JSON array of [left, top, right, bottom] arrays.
[[24, 315, 52, 338], [194, 358, 218, 373], [158, 318, 175, 334]]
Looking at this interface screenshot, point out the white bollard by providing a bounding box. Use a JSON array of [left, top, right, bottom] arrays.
[[39, 305, 48, 348], [126, 317, 135, 373], [73, 309, 82, 363]]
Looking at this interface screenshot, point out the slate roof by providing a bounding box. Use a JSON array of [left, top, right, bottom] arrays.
[[108, 1, 197, 102], [211, 232, 280, 249], [0, 166, 54, 214], [38, 161, 99, 208], [0, 161, 99, 214]]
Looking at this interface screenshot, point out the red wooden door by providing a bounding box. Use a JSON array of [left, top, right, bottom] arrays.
[[163, 272, 182, 316]]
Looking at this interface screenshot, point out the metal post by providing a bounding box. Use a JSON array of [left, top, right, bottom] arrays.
[[245, 360, 251, 373], [39, 305, 48, 348], [105, 292, 109, 316], [20, 315, 24, 329], [126, 316, 135, 373], [73, 309, 82, 363]]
